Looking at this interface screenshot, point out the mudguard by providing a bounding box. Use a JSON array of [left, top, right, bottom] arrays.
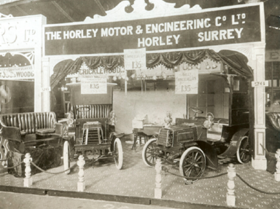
[[110, 132, 124, 139], [218, 128, 249, 158], [196, 141, 219, 170]]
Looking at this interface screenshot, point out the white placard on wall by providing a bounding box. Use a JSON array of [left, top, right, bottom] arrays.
[[124, 48, 146, 70], [175, 70, 198, 94], [80, 75, 107, 94]]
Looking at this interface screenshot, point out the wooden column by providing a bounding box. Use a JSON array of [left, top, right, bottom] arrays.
[[34, 46, 42, 112], [251, 46, 267, 170], [42, 57, 50, 112]]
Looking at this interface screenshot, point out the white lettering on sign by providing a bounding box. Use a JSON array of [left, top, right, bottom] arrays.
[[138, 35, 180, 47], [145, 19, 211, 33], [44, 6, 257, 54], [251, 81, 269, 87], [198, 28, 243, 42], [101, 26, 133, 36], [175, 70, 198, 94]]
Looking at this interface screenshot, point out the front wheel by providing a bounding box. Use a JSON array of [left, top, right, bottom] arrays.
[[142, 138, 157, 167], [237, 136, 250, 164], [179, 147, 206, 179], [113, 138, 123, 170]]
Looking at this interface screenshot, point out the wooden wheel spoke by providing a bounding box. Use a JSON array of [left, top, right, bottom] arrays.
[[180, 148, 206, 178], [183, 163, 192, 169]]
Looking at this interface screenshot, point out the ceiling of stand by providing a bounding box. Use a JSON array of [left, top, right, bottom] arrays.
[[0, 0, 272, 24], [0, 0, 279, 49]]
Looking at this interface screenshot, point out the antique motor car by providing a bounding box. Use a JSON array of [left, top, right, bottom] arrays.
[[0, 112, 64, 176], [142, 72, 251, 178], [61, 82, 123, 172]]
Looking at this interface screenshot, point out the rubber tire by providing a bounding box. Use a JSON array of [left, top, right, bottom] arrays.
[[236, 136, 250, 164], [179, 146, 206, 178], [114, 138, 123, 170], [142, 138, 157, 167]]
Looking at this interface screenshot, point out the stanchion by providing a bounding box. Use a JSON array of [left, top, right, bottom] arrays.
[[226, 163, 236, 207], [154, 158, 162, 199], [77, 155, 85, 192], [63, 140, 70, 174], [23, 153, 33, 187], [275, 149, 280, 181]]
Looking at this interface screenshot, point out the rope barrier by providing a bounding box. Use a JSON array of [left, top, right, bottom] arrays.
[[162, 166, 227, 181], [30, 161, 77, 175], [162, 165, 280, 195], [236, 174, 280, 195], [260, 144, 274, 156], [5, 161, 24, 169]]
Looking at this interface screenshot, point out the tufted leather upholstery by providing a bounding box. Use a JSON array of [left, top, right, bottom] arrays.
[[0, 112, 63, 175], [74, 104, 112, 119], [0, 112, 58, 135]]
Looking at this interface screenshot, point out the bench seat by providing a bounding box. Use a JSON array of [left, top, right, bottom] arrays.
[[0, 112, 64, 177]]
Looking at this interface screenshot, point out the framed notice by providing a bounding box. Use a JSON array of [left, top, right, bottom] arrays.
[[175, 70, 198, 94], [80, 75, 107, 94], [124, 48, 146, 70]]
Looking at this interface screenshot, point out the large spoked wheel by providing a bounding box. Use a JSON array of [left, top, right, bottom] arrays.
[[63, 141, 70, 174], [237, 136, 251, 164], [179, 147, 206, 179], [113, 138, 123, 170], [142, 138, 157, 167]]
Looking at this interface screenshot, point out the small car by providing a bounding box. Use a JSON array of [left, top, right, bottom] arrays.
[[142, 74, 250, 178]]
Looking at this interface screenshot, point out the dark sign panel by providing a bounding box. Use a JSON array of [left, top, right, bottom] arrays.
[[44, 5, 261, 56]]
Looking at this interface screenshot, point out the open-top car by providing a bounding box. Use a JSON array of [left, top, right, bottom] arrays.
[[142, 73, 251, 178], [61, 82, 123, 172]]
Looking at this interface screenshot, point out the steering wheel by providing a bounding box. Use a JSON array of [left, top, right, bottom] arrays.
[[190, 107, 203, 114], [203, 112, 214, 129], [189, 107, 203, 119]]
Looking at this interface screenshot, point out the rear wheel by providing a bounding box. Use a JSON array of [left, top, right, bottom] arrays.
[[142, 138, 157, 167], [237, 136, 250, 164], [113, 138, 123, 170], [63, 141, 70, 174], [179, 147, 206, 178]]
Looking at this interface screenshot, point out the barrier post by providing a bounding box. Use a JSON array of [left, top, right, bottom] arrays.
[[275, 149, 280, 181], [23, 153, 33, 187], [154, 158, 162, 199], [77, 155, 85, 192], [226, 163, 236, 207]]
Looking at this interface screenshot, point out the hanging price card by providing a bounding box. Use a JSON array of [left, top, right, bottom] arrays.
[[81, 75, 107, 94], [251, 81, 269, 87], [175, 70, 198, 94], [124, 48, 146, 70]]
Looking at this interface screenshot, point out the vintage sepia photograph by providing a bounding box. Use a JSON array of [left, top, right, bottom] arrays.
[[0, 0, 279, 208]]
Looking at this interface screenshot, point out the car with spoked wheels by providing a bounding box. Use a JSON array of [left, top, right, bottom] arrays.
[[61, 83, 124, 172], [142, 73, 251, 179]]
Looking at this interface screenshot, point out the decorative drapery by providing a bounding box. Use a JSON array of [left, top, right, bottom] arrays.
[[50, 49, 253, 89], [50, 56, 124, 89]]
